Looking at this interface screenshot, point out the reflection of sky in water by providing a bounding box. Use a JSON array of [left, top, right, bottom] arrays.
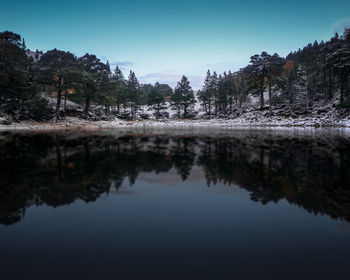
[[2, 172, 348, 279]]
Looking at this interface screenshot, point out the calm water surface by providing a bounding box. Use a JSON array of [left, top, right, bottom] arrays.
[[0, 128, 349, 279]]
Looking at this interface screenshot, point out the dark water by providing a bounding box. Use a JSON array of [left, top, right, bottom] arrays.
[[0, 128, 350, 280]]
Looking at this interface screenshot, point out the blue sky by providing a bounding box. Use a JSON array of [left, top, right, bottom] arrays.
[[1, 0, 350, 88]]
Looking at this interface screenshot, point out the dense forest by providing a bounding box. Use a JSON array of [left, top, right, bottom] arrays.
[[0, 29, 349, 122]]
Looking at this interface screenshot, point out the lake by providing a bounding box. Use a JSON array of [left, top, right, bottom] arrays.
[[0, 128, 349, 279]]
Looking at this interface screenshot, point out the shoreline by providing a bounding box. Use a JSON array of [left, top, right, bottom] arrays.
[[1, 117, 350, 132]]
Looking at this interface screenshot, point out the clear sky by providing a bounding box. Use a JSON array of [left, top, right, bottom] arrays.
[[1, 0, 350, 89]]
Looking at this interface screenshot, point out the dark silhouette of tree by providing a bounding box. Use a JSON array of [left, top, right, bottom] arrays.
[[171, 75, 195, 118], [38, 49, 78, 120], [148, 82, 166, 119], [127, 70, 139, 119], [109, 66, 126, 114], [0, 31, 49, 120], [78, 54, 110, 114]]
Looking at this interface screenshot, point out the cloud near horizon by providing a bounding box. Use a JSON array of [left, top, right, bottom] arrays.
[[110, 61, 136, 67], [205, 62, 237, 68], [139, 71, 204, 90]]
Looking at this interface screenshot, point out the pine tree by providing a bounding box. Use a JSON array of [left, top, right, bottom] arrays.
[[110, 66, 126, 114], [201, 70, 212, 116], [148, 82, 166, 119], [217, 74, 228, 115], [171, 75, 195, 118], [78, 54, 110, 114], [21, 38, 26, 50], [327, 29, 350, 105], [211, 71, 219, 114], [246, 52, 269, 109], [38, 49, 79, 120], [106, 60, 111, 77], [127, 71, 139, 119], [265, 53, 284, 115], [0, 31, 31, 101]]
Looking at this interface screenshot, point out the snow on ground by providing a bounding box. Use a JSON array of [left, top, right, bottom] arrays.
[[40, 92, 83, 111], [1, 93, 350, 131], [1, 114, 350, 132]]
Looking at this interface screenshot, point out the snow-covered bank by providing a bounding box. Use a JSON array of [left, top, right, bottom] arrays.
[[1, 114, 350, 132], [2, 90, 350, 131]]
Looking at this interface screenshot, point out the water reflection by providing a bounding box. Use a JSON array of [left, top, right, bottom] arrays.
[[0, 129, 349, 225]]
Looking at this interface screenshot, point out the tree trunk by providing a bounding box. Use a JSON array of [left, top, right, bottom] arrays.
[[64, 94, 67, 111], [328, 69, 332, 99], [268, 82, 272, 116], [84, 95, 91, 114], [340, 68, 344, 105], [117, 91, 120, 114], [260, 75, 264, 109], [55, 76, 62, 122], [289, 86, 294, 113], [208, 93, 211, 117], [214, 94, 216, 115], [306, 88, 310, 113], [323, 68, 327, 100]]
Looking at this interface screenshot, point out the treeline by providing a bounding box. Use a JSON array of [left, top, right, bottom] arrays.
[[199, 29, 350, 117], [1, 29, 349, 122], [0, 31, 176, 121]]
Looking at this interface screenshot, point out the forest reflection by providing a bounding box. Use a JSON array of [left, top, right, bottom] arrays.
[[0, 130, 349, 225]]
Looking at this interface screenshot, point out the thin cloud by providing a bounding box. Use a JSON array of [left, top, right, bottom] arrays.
[[206, 62, 235, 67], [205, 62, 243, 73], [332, 18, 350, 34], [140, 71, 204, 89], [140, 71, 180, 80], [110, 61, 136, 67]]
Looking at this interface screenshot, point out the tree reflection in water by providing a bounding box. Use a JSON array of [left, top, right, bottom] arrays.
[[0, 130, 349, 225]]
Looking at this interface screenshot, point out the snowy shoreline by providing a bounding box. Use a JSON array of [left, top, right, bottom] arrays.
[[1, 116, 350, 132]]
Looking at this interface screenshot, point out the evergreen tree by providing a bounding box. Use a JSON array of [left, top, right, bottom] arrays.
[[201, 70, 213, 116], [276, 60, 298, 111], [198, 89, 208, 114], [246, 52, 270, 109], [154, 83, 173, 97], [78, 54, 110, 114], [233, 71, 250, 108], [0, 31, 31, 100], [38, 49, 78, 120], [0, 31, 52, 120], [217, 73, 228, 115], [127, 71, 139, 118], [211, 71, 219, 114], [106, 60, 111, 77], [328, 29, 350, 105], [265, 53, 284, 115], [148, 82, 166, 119], [170, 84, 182, 118], [110, 66, 126, 114], [171, 75, 195, 118]]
